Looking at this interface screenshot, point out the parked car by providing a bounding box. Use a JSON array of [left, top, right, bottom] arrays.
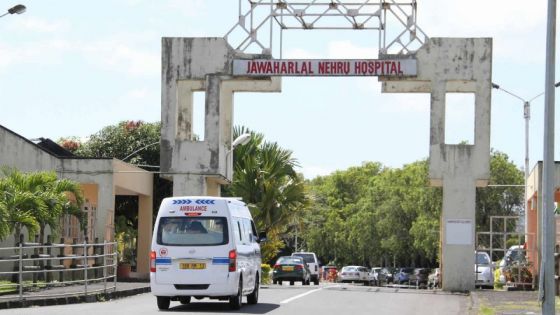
[[292, 252, 320, 285], [369, 267, 387, 286], [409, 268, 430, 288], [475, 251, 494, 289], [428, 268, 440, 289], [272, 256, 311, 285], [381, 267, 396, 284], [338, 266, 370, 284], [394, 267, 415, 285], [498, 245, 527, 271]]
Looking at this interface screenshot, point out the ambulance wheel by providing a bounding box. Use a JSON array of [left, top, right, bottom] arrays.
[[247, 275, 259, 305], [229, 278, 243, 310], [179, 296, 191, 304], [157, 296, 170, 310]]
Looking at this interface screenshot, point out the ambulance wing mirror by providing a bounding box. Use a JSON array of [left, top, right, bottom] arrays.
[[257, 232, 267, 243]]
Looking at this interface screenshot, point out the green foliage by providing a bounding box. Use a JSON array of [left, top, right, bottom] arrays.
[[494, 267, 504, 289], [115, 215, 137, 264], [476, 150, 524, 232], [64, 120, 172, 224], [223, 126, 308, 263], [0, 168, 84, 244], [261, 264, 272, 284], [301, 151, 522, 268], [68, 120, 161, 167]]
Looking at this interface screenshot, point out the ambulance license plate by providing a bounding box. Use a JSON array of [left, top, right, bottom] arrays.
[[180, 263, 206, 270]]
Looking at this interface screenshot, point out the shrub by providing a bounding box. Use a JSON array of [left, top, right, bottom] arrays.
[[261, 264, 272, 284]]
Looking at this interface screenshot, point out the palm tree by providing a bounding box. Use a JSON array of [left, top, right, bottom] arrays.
[[0, 168, 43, 245], [0, 168, 85, 245], [36, 175, 85, 245], [224, 126, 308, 260]]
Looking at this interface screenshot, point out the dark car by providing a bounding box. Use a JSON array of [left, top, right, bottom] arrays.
[[381, 267, 396, 284], [409, 268, 431, 288], [272, 256, 311, 285], [369, 267, 388, 286], [395, 267, 415, 284]]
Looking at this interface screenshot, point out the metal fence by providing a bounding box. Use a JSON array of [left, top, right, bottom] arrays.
[[476, 216, 534, 290], [0, 234, 117, 302]]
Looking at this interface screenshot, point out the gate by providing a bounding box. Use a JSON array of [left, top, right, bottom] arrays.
[[476, 216, 534, 290]]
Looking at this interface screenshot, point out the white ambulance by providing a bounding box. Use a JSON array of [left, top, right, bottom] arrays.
[[150, 196, 265, 310]]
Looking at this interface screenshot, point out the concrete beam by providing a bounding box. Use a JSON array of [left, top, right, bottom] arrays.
[[161, 37, 281, 196]]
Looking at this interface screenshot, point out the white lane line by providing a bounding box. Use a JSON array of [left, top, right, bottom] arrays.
[[280, 285, 340, 304]]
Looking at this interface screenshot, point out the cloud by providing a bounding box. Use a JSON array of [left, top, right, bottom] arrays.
[[283, 48, 322, 59], [9, 17, 70, 33], [378, 94, 431, 114], [418, 0, 546, 64], [0, 36, 159, 77], [82, 40, 159, 76], [0, 39, 73, 70], [327, 41, 378, 58], [284, 40, 379, 59]]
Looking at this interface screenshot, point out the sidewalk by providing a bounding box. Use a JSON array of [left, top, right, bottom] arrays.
[[0, 280, 150, 309], [470, 289, 552, 315]]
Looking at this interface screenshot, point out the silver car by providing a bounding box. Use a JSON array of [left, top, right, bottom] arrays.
[[475, 251, 494, 289]]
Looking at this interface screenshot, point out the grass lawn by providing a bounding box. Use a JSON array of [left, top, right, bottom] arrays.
[[0, 280, 47, 294]]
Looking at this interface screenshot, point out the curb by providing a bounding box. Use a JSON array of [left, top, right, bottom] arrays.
[[0, 287, 151, 310]]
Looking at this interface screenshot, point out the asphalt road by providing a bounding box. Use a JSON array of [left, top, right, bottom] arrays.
[[1, 283, 471, 315]]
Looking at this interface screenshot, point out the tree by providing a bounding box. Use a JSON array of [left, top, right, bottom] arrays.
[[0, 168, 84, 245], [223, 126, 308, 262], [476, 150, 524, 232], [61, 120, 171, 221], [70, 120, 160, 166], [36, 175, 85, 244]]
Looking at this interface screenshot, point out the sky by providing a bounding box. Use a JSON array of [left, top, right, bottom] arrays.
[[0, 0, 557, 179]]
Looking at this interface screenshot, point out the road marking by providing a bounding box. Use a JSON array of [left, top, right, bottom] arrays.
[[280, 285, 340, 304]]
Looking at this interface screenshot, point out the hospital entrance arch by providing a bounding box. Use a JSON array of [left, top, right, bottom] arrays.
[[160, 1, 492, 293]]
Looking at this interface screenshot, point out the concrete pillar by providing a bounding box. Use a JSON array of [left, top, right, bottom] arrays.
[[136, 195, 152, 276], [161, 37, 281, 197], [381, 38, 492, 292]]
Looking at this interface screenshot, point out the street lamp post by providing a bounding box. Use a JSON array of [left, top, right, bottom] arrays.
[[225, 133, 251, 182], [0, 4, 26, 18], [492, 82, 560, 221]]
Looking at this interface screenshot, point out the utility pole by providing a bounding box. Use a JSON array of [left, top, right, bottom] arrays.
[[540, 0, 556, 313]]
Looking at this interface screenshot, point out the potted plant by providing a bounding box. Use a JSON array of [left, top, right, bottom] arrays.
[[115, 215, 136, 279]]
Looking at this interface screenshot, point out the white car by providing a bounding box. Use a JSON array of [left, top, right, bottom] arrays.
[[338, 266, 370, 284], [369, 267, 384, 286], [292, 252, 320, 285], [475, 251, 494, 289]]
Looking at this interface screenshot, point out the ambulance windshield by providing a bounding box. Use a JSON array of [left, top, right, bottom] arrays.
[[158, 217, 228, 246]]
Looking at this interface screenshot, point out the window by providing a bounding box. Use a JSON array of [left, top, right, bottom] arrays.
[[293, 253, 315, 264], [235, 220, 243, 244], [157, 217, 228, 246]]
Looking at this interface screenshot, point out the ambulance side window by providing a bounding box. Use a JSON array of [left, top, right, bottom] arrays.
[[241, 218, 253, 245], [250, 220, 258, 241], [234, 219, 243, 245]]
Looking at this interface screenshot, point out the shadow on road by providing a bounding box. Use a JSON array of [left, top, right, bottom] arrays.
[[167, 302, 280, 313]]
